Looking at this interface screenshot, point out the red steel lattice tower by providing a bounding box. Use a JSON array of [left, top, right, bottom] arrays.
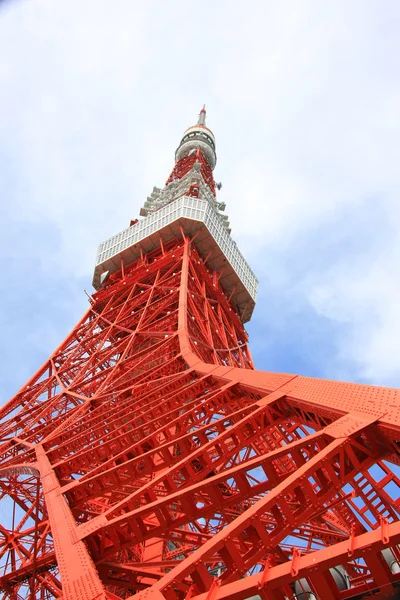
[[1, 108, 400, 600]]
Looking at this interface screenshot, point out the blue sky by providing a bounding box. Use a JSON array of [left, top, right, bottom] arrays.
[[1, 0, 400, 405]]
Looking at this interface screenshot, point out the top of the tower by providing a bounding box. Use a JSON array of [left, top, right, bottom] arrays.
[[175, 106, 217, 169], [198, 104, 207, 126], [140, 107, 222, 222]]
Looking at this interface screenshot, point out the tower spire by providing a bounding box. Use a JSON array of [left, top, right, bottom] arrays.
[[198, 104, 206, 126]]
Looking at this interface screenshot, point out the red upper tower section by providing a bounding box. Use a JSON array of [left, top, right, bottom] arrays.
[[97, 108, 258, 320]]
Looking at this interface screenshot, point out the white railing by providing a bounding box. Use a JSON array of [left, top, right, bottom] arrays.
[[95, 196, 258, 301]]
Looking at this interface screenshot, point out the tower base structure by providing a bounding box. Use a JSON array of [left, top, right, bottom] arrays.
[[1, 110, 400, 599]]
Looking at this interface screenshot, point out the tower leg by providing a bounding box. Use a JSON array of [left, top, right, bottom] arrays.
[[36, 445, 108, 600]]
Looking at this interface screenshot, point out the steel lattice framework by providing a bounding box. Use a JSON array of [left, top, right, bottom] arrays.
[[1, 109, 400, 600]]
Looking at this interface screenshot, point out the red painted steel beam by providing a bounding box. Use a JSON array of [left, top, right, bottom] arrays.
[[185, 519, 400, 600], [0, 236, 399, 599]]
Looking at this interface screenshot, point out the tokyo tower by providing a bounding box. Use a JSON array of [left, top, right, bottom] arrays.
[[1, 107, 400, 600]]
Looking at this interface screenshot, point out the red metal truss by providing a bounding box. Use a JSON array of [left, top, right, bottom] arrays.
[[0, 235, 399, 599], [166, 148, 217, 196]]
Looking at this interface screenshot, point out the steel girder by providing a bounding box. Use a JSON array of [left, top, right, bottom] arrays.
[[0, 236, 399, 599]]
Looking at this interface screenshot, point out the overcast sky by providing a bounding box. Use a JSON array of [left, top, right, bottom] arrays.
[[1, 0, 400, 404]]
